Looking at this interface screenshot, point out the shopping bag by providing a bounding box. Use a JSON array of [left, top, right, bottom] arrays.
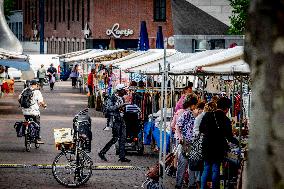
[[188, 134, 204, 171]]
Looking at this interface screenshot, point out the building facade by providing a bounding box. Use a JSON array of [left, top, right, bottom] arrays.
[[17, 0, 243, 54], [20, 0, 174, 54]]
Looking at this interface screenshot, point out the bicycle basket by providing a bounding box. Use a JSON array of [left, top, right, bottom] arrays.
[[54, 128, 73, 150]]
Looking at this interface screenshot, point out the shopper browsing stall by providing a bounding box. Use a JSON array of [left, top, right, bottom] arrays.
[[199, 97, 239, 189], [175, 82, 193, 112]]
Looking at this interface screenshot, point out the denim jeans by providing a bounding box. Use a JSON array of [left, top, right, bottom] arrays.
[[201, 161, 220, 189], [176, 153, 197, 188]]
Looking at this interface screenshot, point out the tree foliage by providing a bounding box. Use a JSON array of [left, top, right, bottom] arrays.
[[3, 0, 14, 20], [228, 0, 250, 35]]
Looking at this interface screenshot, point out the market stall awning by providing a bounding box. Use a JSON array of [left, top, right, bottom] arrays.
[[133, 49, 224, 74], [170, 46, 248, 75], [57, 49, 93, 59], [61, 49, 128, 63], [103, 51, 149, 66], [0, 59, 30, 71], [112, 49, 176, 70], [129, 51, 193, 73]]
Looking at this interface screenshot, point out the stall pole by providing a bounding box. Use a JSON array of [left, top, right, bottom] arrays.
[[232, 75, 236, 117], [238, 75, 243, 159], [158, 63, 165, 189], [151, 75, 154, 117], [162, 38, 168, 187], [202, 75, 205, 101], [119, 69, 122, 84]]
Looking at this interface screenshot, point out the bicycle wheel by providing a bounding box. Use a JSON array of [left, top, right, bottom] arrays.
[[25, 131, 31, 152], [52, 150, 93, 187], [35, 142, 40, 149]]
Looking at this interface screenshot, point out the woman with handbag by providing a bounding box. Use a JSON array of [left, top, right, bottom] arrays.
[[175, 93, 198, 189], [199, 97, 239, 189]]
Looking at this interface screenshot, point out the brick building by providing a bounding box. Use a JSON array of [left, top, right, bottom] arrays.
[[21, 0, 174, 54]]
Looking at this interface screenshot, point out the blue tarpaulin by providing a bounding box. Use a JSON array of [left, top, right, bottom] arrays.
[[143, 121, 170, 153], [0, 59, 30, 71]]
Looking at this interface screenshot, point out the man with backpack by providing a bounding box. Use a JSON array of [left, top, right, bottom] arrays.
[[18, 80, 47, 144], [47, 63, 57, 90], [98, 84, 131, 162]]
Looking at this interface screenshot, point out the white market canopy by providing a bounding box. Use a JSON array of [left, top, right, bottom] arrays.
[[111, 46, 249, 75], [131, 49, 225, 74], [170, 46, 249, 75], [103, 49, 176, 70], [60, 49, 127, 63]]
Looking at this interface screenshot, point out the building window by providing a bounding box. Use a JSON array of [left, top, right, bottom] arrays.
[[27, 1, 30, 24], [59, 0, 61, 22], [50, 41, 53, 53], [72, 41, 75, 51], [72, 0, 75, 21], [87, 0, 90, 21], [77, 42, 80, 51], [68, 41, 71, 52], [77, 0, 80, 21], [81, 0, 84, 30], [50, 0, 53, 22], [154, 0, 166, 22], [59, 41, 62, 54], [46, 0, 49, 22], [82, 42, 85, 50], [63, 41, 66, 53], [55, 41, 57, 54], [54, 0, 57, 30], [19, 22, 23, 41], [35, 1, 38, 24], [63, 0, 66, 22], [68, 0, 71, 29], [24, 1, 28, 24]]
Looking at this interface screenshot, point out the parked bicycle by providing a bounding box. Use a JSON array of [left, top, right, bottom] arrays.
[[52, 108, 93, 187]]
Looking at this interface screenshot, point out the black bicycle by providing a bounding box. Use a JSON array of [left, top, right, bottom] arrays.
[[23, 120, 40, 152], [52, 109, 93, 187]]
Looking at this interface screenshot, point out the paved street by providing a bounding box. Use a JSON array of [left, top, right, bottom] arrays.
[[0, 81, 175, 189]]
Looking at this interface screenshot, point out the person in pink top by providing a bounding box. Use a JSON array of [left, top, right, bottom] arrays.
[[175, 82, 193, 113]]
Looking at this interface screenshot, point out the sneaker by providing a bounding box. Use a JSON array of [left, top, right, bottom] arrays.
[[118, 158, 131, 162], [98, 152, 108, 161], [103, 126, 110, 131], [36, 140, 44, 144]]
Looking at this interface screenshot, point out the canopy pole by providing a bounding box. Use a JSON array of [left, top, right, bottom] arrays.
[[162, 38, 168, 187], [238, 75, 243, 160], [159, 60, 165, 189]]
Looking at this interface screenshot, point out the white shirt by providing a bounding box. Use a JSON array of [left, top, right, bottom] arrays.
[[19, 88, 44, 116], [193, 112, 206, 136]]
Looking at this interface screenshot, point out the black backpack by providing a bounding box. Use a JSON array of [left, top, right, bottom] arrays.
[[19, 88, 34, 108]]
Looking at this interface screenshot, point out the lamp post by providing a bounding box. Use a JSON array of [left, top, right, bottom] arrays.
[[39, 0, 44, 54]]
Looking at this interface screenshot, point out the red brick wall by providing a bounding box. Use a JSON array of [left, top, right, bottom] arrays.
[[92, 0, 174, 48], [23, 0, 174, 52]]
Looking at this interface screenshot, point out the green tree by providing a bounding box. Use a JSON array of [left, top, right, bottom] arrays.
[[228, 0, 250, 35], [3, 0, 14, 20]]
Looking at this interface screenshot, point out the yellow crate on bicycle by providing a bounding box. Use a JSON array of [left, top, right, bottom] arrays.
[[54, 128, 73, 150]]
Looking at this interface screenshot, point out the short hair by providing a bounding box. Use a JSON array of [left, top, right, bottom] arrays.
[[183, 93, 198, 109], [217, 97, 231, 110], [204, 102, 217, 112], [187, 81, 193, 88], [196, 101, 205, 110]]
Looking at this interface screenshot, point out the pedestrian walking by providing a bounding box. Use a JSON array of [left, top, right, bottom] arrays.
[[87, 68, 96, 108], [37, 64, 46, 90], [18, 80, 47, 144], [98, 84, 131, 163], [70, 64, 79, 88], [47, 63, 57, 90]]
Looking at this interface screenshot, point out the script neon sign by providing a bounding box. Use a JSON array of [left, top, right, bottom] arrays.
[[106, 23, 134, 38]]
